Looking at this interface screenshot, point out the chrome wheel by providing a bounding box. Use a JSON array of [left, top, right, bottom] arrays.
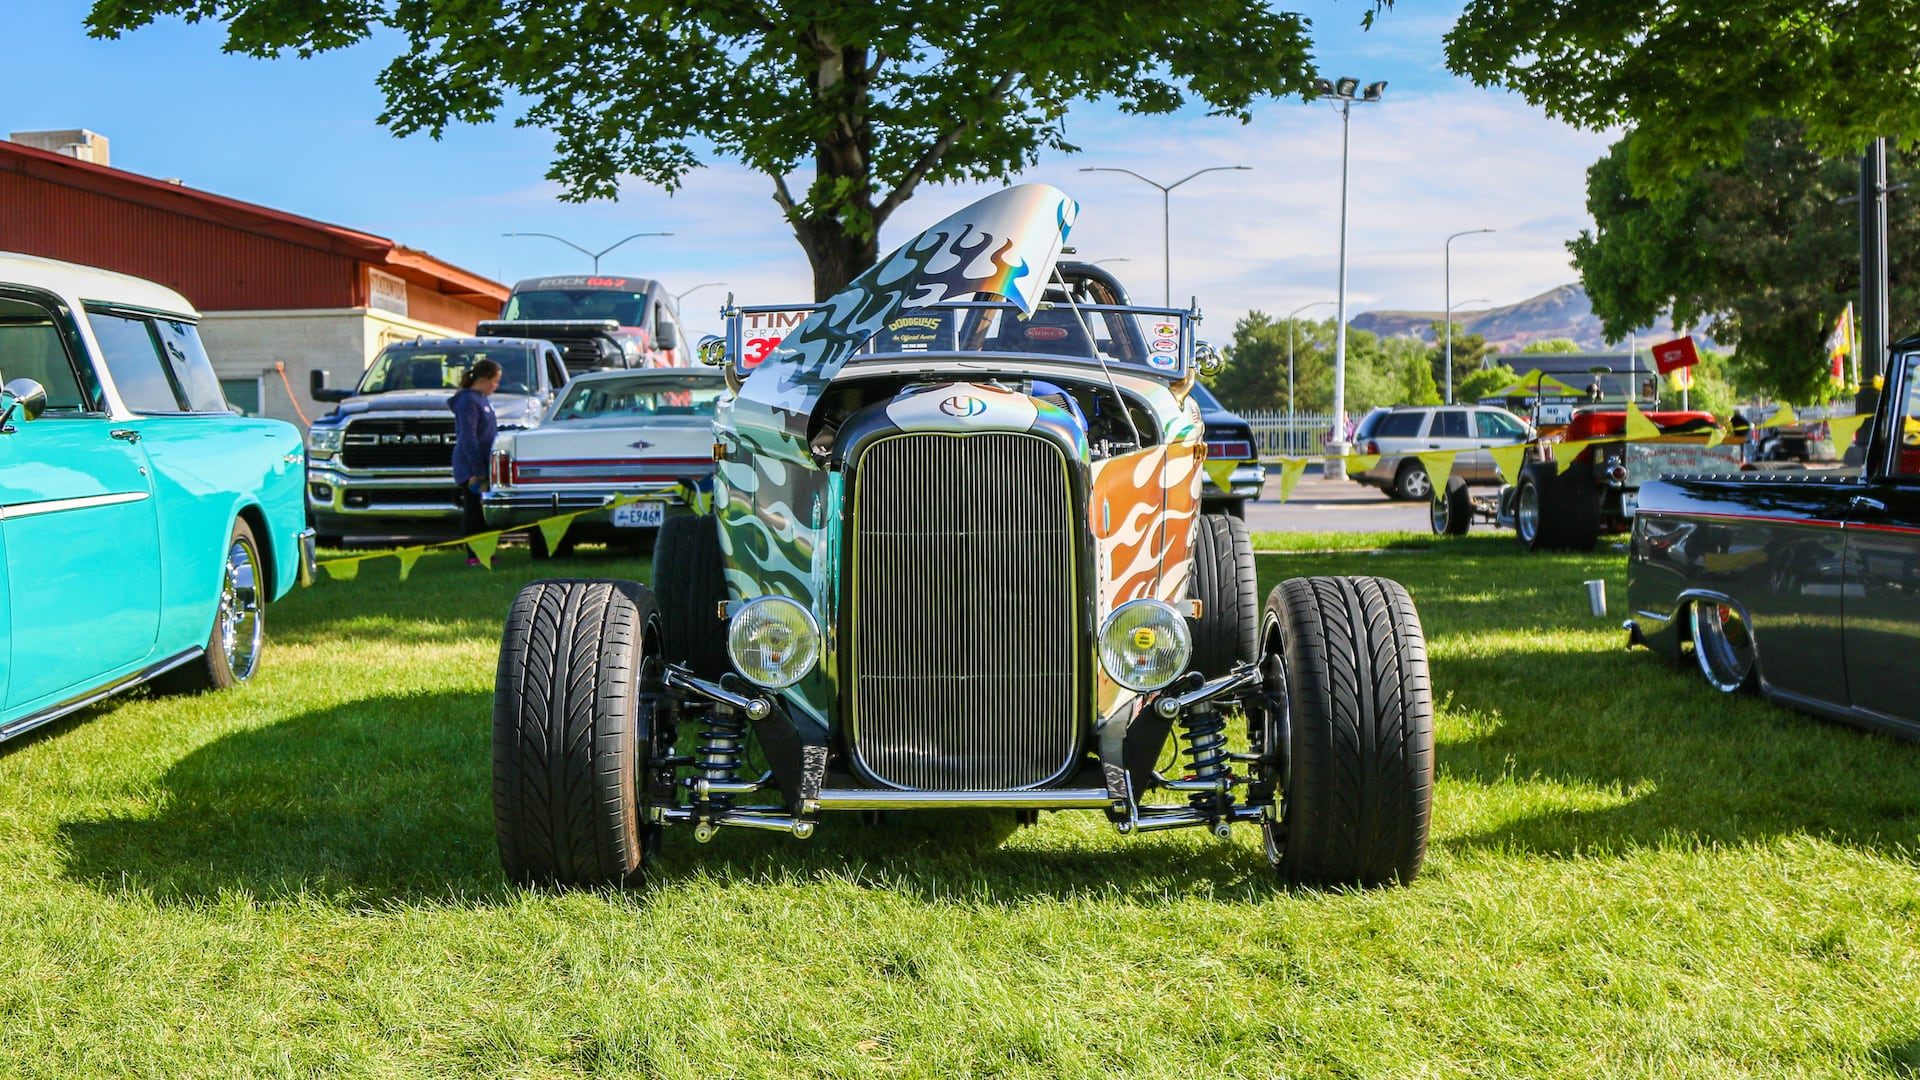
[[1516, 481, 1540, 544], [1428, 492, 1450, 534], [1398, 464, 1432, 500], [218, 534, 264, 681], [1690, 600, 1755, 693]]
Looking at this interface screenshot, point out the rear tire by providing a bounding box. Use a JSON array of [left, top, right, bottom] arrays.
[[1260, 576, 1433, 888], [493, 579, 661, 888], [1430, 476, 1472, 537], [1514, 463, 1600, 552], [1690, 599, 1758, 693], [1390, 460, 1432, 502], [1188, 512, 1258, 678], [653, 515, 729, 678]]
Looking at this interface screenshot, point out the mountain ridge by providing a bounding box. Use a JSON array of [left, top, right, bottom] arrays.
[[1351, 283, 1678, 352]]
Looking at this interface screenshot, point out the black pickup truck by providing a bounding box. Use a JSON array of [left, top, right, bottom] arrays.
[[1627, 341, 1919, 737], [478, 274, 688, 374]]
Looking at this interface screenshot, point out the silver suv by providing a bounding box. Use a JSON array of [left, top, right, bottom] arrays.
[[1352, 405, 1532, 500]]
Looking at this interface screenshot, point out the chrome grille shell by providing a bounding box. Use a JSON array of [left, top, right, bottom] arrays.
[[846, 431, 1083, 790]]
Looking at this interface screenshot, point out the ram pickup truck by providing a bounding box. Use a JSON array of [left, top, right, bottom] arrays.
[[305, 337, 569, 544]]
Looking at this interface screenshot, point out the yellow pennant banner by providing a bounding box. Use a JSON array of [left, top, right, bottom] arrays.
[[1203, 459, 1239, 493], [1825, 412, 1870, 449], [1419, 450, 1458, 493], [1348, 453, 1381, 473], [1554, 440, 1590, 475], [1624, 400, 1662, 443], [1489, 443, 1529, 485], [1761, 404, 1799, 428], [314, 494, 655, 581], [1277, 457, 1309, 503]]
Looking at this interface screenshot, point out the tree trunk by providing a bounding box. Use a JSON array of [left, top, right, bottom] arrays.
[[802, 223, 879, 301]]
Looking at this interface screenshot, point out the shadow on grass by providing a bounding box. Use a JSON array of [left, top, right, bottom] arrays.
[[60, 689, 505, 904], [57, 687, 1280, 907], [1435, 639, 1920, 862], [1876, 1035, 1920, 1078]]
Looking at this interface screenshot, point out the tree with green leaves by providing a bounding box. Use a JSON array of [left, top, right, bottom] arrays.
[[1445, 1, 1920, 193], [1569, 120, 1918, 402], [1520, 338, 1581, 354], [1395, 348, 1441, 407], [1457, 363, 1520, 404], [85, 1, 1360, 298], [1425, 321, 1494, 398]]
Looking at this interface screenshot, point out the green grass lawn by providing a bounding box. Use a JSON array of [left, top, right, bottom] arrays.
[[3, 534, 1917, 1077]]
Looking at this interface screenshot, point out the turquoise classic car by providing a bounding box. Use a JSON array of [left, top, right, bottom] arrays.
[[0, 252, 314, 741]]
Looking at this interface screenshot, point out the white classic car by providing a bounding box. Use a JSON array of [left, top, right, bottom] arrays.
[[483, 367, 725, 557]]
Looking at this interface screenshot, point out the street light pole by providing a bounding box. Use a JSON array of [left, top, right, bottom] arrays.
[[1445, 298, 1487, 401], [1444, 228, 1495, 404], [502, 231, 674, 273], [1286, 299, 1337, 451], [673, 282, 726, 304], [1079, 166, 1252, 305], [1314, 76, 1385, 478]]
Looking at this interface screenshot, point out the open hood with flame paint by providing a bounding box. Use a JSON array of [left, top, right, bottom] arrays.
[[733, 184, 1078, 438]]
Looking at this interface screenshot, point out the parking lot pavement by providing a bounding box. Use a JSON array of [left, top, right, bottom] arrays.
[[1242, 468, 1436, 534]]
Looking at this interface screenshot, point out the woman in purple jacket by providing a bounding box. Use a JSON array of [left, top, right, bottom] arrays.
[[450, 359, 502, 566]]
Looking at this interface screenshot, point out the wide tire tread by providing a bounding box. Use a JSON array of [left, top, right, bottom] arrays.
[[493, 578, 654, 887], [1269, 575, 1433, 888], [1189, 513, 1259, 678]]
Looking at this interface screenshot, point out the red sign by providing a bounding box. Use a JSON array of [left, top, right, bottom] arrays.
[[1652, 336, 1700, 375]]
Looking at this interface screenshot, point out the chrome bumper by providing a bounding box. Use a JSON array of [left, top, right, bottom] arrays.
[[481, 482, 684, 528], [1202, 461, 1266, 499], [306, 461, 459, 522], [297, 528, 317, 587]]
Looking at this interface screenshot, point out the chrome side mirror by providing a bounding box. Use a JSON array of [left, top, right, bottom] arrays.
[[696, 335, 728, 367], [1193, 340, 1224, 377], [0, 377, 47, 430]]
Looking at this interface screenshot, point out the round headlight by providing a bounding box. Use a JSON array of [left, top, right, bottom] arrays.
[[726, 595, 821, 689], [1098, 598, 1192, 692]]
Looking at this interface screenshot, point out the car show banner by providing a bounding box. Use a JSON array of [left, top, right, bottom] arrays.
[[316, 493, 659, 580]]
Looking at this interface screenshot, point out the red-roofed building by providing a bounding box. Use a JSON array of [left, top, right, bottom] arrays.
[[0, 134, 508, 425]]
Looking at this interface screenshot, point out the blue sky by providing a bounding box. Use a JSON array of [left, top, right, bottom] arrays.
[[2, 2, 1613, 340]]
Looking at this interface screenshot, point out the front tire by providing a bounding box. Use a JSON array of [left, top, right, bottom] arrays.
[[1188, 512, 1258, 678], [1259, 576, 1434, 888], [493, 579, 662, 887], [156, 518, 265, 693]]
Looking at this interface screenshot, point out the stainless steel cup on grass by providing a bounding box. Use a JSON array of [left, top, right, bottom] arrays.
[[1585, 579, 1607, 617]]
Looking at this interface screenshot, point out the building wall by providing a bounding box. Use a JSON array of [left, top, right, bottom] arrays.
[[199, 307, 469, 427], [0, 168, 359, 311]]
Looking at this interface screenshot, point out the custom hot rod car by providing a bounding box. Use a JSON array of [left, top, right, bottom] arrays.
[[488, 186, 1435, 888], [1627, 341, 1920, 737], [0, 252, 313, 741]]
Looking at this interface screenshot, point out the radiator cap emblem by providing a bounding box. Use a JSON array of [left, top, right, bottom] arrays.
[[939, 395, 986, 417]]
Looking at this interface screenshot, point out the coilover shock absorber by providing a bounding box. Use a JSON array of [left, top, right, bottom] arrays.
[[1179, 705, 1232, 815], [691, 705, 747, 812]]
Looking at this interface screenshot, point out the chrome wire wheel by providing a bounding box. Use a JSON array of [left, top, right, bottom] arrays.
[[218, 534, 265, 682], [1516, 481, 1540, 544], [1690, 600, 1756, 693]]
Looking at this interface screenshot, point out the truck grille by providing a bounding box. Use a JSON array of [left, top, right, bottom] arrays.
[[549, 335, 616, 373], [341, 417, 458, 469], [848, 432, 1080, 790]]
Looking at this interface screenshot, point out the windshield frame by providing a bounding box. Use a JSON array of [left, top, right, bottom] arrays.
[[724, 299, 1195, 382], [356, 344, 539, 397], [547, 372, 726, 423], [501, 288, 649, 326]]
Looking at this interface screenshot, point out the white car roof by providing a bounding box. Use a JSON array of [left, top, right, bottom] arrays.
[[566, 367, 724, 383], [0, 251, 199, 318]]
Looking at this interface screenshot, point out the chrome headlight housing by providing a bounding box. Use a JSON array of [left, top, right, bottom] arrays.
[[1098, 598, 1192, 692], [305, 426, 343, 457], [726, 595, 821, 689]]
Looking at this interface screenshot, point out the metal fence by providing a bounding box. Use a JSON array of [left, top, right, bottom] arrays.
[[1242, 413, 1334, 460]]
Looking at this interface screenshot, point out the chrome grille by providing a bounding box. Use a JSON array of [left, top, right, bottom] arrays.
[[849, 432, 1080, 790], [340, 417, 457, 469]]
